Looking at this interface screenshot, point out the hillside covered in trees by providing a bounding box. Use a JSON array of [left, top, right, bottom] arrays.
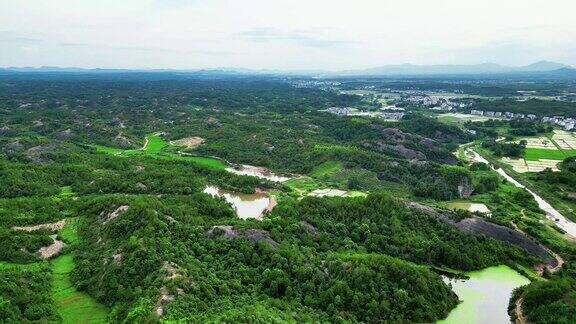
[[0, 73, 574, 323]]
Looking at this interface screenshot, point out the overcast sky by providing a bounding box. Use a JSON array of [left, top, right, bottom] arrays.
[[1, 0, 575, 70]]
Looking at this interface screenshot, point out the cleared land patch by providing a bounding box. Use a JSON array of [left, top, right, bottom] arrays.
[[310, 161, 343, 177], [91, 133, 227, 170], [552, 130, 576, 150], [172, 136, 205, 149], [437, 113, 504, 125], [518, 137, 556, 150], [502, 157, 559, 173]]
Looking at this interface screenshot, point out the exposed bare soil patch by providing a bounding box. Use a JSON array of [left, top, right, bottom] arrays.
[[37, 234, 64, 259], [13, 219, 66, 232], [171, 136, 205, 149]]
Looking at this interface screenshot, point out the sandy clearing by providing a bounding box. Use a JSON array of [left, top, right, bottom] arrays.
[[37, 234, 64, 259], [13, 219, 66, 232], [265, 196, 277, 213], [309, 188, 348, 197], [171, 136, 205, 149]]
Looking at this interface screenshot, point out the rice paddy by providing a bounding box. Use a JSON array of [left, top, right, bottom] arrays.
[[500, 130, 576, 172]]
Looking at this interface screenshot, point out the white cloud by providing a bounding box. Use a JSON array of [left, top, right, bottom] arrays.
[[0, 0, 575, 69]]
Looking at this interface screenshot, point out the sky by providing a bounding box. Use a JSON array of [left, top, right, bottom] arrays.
[[1, 0, 575, 70]]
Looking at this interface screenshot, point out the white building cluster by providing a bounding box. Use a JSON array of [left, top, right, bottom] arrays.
[[401, 95, 468, 111], [469, 109, 575, 131], [542, 116, 576, 131], [469, 110, 536, 120], [326, 107, 353, 115]]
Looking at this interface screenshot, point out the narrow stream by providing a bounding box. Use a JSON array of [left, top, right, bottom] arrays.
[[467, 149, 576, 237]]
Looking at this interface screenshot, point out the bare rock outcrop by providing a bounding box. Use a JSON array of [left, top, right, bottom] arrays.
[[300, 221, 318, 236], [113, 133, 131, 148], [406, 201, 557, 267], [102, 205, 130, 224], [457, 217, 556, 266], [37, 234, 64, 259], [25, 143, 57, 164], [457, 177, 474, 198]]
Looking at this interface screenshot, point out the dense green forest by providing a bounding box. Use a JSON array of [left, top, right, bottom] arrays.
[[1, 73, 574, 323]]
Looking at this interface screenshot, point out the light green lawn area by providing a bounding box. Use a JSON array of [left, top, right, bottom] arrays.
[[52, 255, 108, 324], [347, 190, 368, 197], [167, 155, 227, 170], [91, 144, 123, 155], [437, 113, 501, 125], [144, 133, 167, 154], [524, 148, 576, 161], [59, 186, 74, 198], [59, 218, 80, 245], [310, 161, 343, 177], [285, 176, 320, 194]]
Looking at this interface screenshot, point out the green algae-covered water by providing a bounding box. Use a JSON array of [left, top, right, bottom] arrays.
[[438, 265, 530, 324]]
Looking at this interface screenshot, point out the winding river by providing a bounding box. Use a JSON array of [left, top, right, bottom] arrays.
[[467, 149, 576, 237]]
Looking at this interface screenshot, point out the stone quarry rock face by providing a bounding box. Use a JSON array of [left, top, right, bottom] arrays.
[[458, 177, 474, 198]]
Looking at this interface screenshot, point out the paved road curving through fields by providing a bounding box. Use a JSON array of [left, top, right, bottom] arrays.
[[467, 149, 576, 238]]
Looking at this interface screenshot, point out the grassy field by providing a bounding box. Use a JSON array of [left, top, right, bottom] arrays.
[[437, 113, 503, 125], [524, 147, 576, 160], [51, 255, 108, 324], [310, 161, 343, 177], [171, 155, 227, 169], [59, 218, 80, 245], [123, 133, 166, 156], [284, 176, 320, 194], [91, 144, 123, 155], [92, 133, 227, 170], [59, 186, 74, 198]]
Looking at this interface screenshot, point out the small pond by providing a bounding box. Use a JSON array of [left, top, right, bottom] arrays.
[[203, 186, 275, 220], [438, 265, 529, 324], [225, 164, 291, 182]]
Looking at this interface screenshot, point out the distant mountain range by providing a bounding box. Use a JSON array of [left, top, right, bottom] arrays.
[[1, 61, 575, 77], [335, 61, 573, 76]]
